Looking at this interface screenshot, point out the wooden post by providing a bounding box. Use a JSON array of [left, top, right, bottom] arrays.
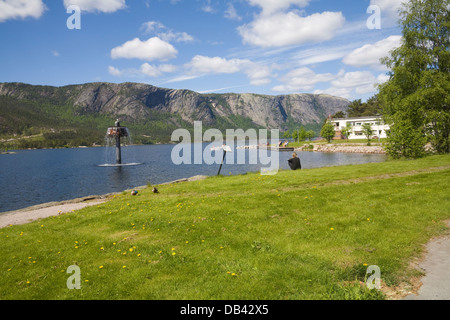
[[217, 150, 227, 176]]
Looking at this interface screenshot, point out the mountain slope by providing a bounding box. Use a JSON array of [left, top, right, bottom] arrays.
[[0, 82, 349, 148]]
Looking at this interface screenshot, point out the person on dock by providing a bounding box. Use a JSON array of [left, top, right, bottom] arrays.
[[288, 152, 301, 170]]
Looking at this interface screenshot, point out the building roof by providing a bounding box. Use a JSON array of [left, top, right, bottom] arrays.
[[331, 115, 383, 121]]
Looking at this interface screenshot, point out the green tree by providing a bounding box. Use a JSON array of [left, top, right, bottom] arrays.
[[341, 122, 352, 141], [361, 123, 373, 146], [378, 0, 450, 158], [320, 121, 335, 143], [292, 130, 298, 142], [332, 111, 346, 119], [347, 96, 382, 117], [283, 130, 290, 139], [305, 130, 315, 141], [298, 127, 307, 142]]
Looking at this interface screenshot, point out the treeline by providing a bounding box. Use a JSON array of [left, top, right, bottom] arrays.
[[331, 96, 381, 119]]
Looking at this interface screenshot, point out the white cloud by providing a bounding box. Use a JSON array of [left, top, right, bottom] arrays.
[[109, 63, 177, 78], [294, 46, 352, 66], [164, 74, 201, 84], [246, 0, 311, 15], [272, 67, 336, 92], [238, 11, 345, 47], [224, 3, 242, 21], [272, 67, 389, 99], [63, 0, 126, 13], [244, 63, 272, 85], [140, 63, 177, 77], [377, 73, 390, 84], [370, 0, 410, 25], [108, 66, 122, 76], [51, 50, 60, 57], [0, 0, 46, 22], [111, 37, 178, 61], [331, 71, 377, 90], [186, 55, 248, 74], [342, 35, 402, 70], [140, 21, 194, 43], [201, 0, 215, 13], [314, 71, 388, 99], [202, 5, 215, 13], [184, 55, 273, 86]]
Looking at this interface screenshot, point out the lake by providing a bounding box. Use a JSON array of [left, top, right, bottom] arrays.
[[0, 143, 386, 213]]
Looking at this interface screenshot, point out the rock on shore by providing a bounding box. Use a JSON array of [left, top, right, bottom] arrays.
[[304, 144, 386, 154]]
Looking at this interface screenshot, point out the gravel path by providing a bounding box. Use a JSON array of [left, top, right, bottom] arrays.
[[403, 220, 450, 300], [0, 197, 107, 229]]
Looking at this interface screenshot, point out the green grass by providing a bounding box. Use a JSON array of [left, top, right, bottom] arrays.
[[1, 155, 449, 300]]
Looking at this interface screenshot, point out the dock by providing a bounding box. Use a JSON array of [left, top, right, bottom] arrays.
[[258, 146, 295, 152]]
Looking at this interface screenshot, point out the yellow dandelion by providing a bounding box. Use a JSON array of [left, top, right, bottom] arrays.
[[330, 228, 334, 231], [99, 265, 104, 269], [172, 252, 176, 256], [122, 265, 126, 269]]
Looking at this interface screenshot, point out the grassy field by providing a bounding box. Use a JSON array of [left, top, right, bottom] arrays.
[[0, 155, 449, 300]]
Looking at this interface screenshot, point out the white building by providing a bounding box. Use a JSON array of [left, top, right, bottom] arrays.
[[330, 116, 390, 140]]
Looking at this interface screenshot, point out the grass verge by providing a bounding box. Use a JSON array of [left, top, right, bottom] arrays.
[[0, 155, 449, 299]]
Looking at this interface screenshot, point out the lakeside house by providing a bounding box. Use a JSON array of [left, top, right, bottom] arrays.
[[330, 116, 390, 140]]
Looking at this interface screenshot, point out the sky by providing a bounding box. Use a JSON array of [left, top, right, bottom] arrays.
[[0, 0, 408, 102]]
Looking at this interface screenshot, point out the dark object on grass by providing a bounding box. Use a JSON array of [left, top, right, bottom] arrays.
[[288, 152, 301, 170], [152, 187, 159, 193], [131, 190, 138, 195]]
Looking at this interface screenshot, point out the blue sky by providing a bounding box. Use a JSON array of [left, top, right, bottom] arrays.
[[0, 0, 407, 101]]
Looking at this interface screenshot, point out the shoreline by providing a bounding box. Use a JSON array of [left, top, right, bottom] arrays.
[[297, 143, 386, 154], [0, 175, 208, 229]]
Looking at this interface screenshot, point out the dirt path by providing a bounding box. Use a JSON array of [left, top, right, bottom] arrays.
[[0, 197, 108, 229], [403, 220, 450, 300]]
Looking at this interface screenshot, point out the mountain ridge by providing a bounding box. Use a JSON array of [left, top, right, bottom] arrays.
[[0, 81, 349, 148]]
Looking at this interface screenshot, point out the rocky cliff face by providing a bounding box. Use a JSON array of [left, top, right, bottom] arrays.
[[0, 82, 349, 129]]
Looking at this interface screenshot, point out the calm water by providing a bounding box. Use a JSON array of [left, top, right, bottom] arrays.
[[0, 144, 386, 213]]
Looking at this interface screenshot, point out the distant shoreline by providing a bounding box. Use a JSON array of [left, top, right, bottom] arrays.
[[296, 143, 386, 154]]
